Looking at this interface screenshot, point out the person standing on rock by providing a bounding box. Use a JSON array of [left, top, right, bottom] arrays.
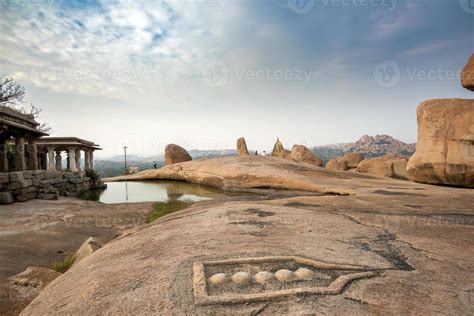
[[255, 151, 258, 155], [153, 161, 157, 169]]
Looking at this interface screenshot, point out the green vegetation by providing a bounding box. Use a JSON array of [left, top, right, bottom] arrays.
[[147, 200, 191, 223], [85, 168, 100, 182], [50, 253, 76, 273]]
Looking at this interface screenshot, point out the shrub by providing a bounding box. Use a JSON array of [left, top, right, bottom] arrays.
[[50, 253, 76, 273], [85, 169, 100, 183]]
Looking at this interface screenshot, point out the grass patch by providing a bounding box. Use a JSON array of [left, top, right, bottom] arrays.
[[50, 253, 76, 273], [147, 200, 191, 223]]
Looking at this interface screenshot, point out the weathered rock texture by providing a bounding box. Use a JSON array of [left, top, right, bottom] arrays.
[[105, 155, 406, 195], [407, 99, 474, 187], [343, 152, 365, 168], [8, 267, 61, 314], [326, 153, 365, 171], [290, 145, 323, 166], [326, 158, 349, 171], [357, 155, 408, 179], [271, 138, 291, 159], [165, 144, 192, 165], [236, 137, 249, 156], [0, 198, 153, 315], [461, 54, 474, 91], [0, 171, 92, 204], [75, 237, 102, 264], [21, 176, 474, 315]]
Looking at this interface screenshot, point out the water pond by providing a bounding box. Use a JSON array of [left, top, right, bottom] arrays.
[[79, 180, 235, 204]]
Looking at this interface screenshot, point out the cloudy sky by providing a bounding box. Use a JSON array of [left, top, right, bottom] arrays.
[[1, 0, 473, 157]]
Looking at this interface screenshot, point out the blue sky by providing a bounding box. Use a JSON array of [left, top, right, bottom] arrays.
[[1, 0, 473, 156]]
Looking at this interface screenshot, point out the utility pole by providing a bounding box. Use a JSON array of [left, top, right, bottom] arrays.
[[123, 146, 128, 171]]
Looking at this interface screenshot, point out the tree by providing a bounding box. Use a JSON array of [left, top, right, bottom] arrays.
[[0, 76, 51, 133], [0, 76, 25, 105]]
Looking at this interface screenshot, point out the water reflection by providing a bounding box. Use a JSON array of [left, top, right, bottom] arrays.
[[80, 181, 233, 204]]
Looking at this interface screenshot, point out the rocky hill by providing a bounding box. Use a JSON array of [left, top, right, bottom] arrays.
[[313, 135, 416, 163]]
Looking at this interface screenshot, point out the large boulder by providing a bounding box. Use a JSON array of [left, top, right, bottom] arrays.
[[357, 155, 408, 179], [406, 99, 474, 187], [326, 153, 364, 171], [164, 144, 192, 165], [343, 152, 365, 169], [291, 145, 323, 166], [8, 266, 61, 313], [236, 137, 249, 156], [461, 54, 474, 91], [326, 158, 349, 171]]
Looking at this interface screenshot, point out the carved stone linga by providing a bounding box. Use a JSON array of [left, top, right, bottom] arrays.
[[193, 256, 378, 305]]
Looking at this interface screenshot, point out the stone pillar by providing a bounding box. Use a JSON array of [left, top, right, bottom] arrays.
[[47, 147, 55, 171], [55, 151, 62, 171], [84, 150, 89, 170], [27, 138, 38, 170], [89, 150, 94, 170], [15, 137, 26, 171], [0, 139, 8, 172], [75, 148, 81, 172], [68, 147, 77, 172]]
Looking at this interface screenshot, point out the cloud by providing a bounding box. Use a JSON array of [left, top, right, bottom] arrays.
[[0, 0, 229, 102]]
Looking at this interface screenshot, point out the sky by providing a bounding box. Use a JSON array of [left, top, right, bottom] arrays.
[[1, 0, 473, 157]]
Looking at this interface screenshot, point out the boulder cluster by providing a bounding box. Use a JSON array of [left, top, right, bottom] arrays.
[[406, 55, 473, 187], [326, 152, 408, 179], [236, 137, 323, 166]]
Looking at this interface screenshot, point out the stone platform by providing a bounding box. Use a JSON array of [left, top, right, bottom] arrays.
[[0, 171, 93, 204]]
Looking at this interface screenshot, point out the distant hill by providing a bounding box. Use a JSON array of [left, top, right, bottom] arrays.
[[313, 135, 416, 164]]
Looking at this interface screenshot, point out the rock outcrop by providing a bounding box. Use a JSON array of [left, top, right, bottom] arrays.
[[21, 171, 474, 315], [236, 137, 249, 156], [271, 138, 291, 158], [326, 152, 365, 171], [326, 158, 349, 171], [406, 99, 474, 187], [75, 237, 102, 264], [104, 155, 427, 196], [164, 144, 192, 165], [343, 152, 365, 168], [461, 54, 474, 91], [357, 155, 408, 179], [291, 145, 323, 166], [8, 266, 61, 313]]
